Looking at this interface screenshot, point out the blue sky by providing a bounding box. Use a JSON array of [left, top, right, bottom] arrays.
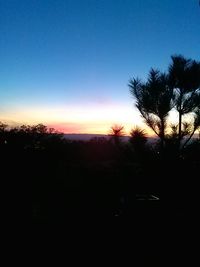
[[0, 0, 200, 133]]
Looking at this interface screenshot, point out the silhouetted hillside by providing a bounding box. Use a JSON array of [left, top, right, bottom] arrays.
[[64, 133, 158, 144], [1, 122, 199, 223]]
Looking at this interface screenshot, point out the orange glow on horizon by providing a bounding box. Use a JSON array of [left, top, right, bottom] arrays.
[[1, 103, 153, 135], [47, 121, 155, 136], [1, 103, 183, 137]]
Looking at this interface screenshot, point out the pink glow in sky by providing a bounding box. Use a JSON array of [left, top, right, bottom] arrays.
[[0, 102, 154, 135]]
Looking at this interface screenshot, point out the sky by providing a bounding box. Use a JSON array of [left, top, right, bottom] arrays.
[[0, 0, 200, 135]]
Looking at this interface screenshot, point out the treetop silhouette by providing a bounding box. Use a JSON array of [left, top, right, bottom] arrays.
[[129, 55, 200, 150]]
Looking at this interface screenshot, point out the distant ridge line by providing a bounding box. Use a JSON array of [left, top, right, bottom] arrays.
[[63, 133, 158, 143]]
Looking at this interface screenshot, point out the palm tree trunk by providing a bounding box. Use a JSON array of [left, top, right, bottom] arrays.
[[178, 111, 182, 147], [183, 128, 196, 148], [178, 92, 183, 149], [160, 118, 165, 152]]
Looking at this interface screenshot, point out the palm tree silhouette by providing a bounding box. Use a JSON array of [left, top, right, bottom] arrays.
[[129, 69, 173, 150], [129, 127, 147, 151], [109, 124, 125, 146], [168, 55, 200, 148]]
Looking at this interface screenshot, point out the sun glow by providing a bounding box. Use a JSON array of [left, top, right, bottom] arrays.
[[2, 103, 188, 136], [0, 103, 154, 135]]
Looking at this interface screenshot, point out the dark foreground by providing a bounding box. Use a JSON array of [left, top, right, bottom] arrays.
[[0, 126, 198, 226], [32, 191, 192, 223]]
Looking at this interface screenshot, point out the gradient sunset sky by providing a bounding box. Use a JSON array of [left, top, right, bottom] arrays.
[[0, 0, 200, 135]]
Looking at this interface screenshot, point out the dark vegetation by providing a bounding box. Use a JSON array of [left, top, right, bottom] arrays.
[[1, 121, 200, 223], [1, 55, 200, 223]]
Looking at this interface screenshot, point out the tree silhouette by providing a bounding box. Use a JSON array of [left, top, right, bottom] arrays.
[[129, 55, 200, 151], [0, 122, 8, 131], [168, 55, 200, 148], [0, 123, 63, 150], [129, 69, 173, 150], [109, 124, 125, 146], [129, 127, 147, 150], [0, 122, 8, 145]]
